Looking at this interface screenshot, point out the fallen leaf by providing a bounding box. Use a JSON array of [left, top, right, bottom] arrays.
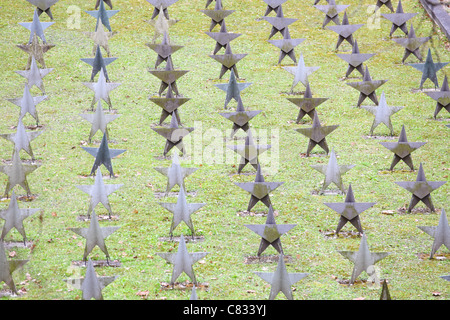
[[432, 291, 441, 296]]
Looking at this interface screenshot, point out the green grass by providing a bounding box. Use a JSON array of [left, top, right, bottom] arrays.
[[0, 0, 448, 300]]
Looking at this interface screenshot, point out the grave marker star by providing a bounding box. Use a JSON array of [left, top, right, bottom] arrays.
[[254, 254, 308, 300], [314, 0, 349, 28], [95, 0, 113, 9], [148, 57, 189, 96], [379, 125, 426, 171], [147, 7, 178, 43], [15, 56, 53, 94], [408, 49, 448, 90], [146, 0, 179, 20], [338, 234, 390, 284], [83, 69, 121, 111], [190, 285, 198, 300], [395, 163, 446, 213], [418, 209, 450, 259], [244, 205, 296, 256], [85, 0, 119, 32], [425, 75, 450, 118], [151, 115, 194, 156], [214, 69, 252, 109], [374, 0, 394, 12], [336, 40, 374, 78], [19, 9, 54, 44], [219, 97, 261, 137], [200, 0, 235, 31], [149, 83, 190, 125], [7, 84, 47, 126], [205, 20, 242, 55], [327, 11, 363, 51], [26, 0, 60, 19], [346, 66, 388, 107], [361, 91, 404, 136], [441, 275, 450, 282], [294, 110, 339, 156], [157, 234, 208, 285], [262, 6, 297, 39], [234, 164, 284, 212], [267, 28, 305, 64], [0, 118, 43, 161], [324, 184, 376, 234], [209, 43, 248, 79], [84, 17, 115, 57], [0, 241, 28, 295], [81, 45, 117, 82], [380, 279, 392, 300], [286, 82, 329, 123], [227, 131, 271, 173], [17, 33, 55, 69], [381, 0, 417, 37], [393, 24, 430, 63], [283, 54, 320, 93], [310, 148, 355, 194], [146, 32, 184, 68], [262, 0, 288, 16], [80, 101, 121, 143]]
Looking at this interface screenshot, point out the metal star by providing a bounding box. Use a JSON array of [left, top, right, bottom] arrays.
[[380, 279, 392, 300], [79, 101, 121, 143], [425, 75, 450, 119], [346, 66, 388, 107], [19, 9, 54, 44], [314, 0, 350, 28], [327, 11, 363, 51], [82, 132, 126, 177], [190, 285, 198, 300], [393, 24, 430, 63], [200, 0, 235, 32], [267, 28, 305, 64], [0, 241, 28, 295], [286, 82, 329, 123], [146, 32, 184, 68], [244, 205, 296, 256], [158, 186, 206, 237], [149, 83, 190, 125], [15, 56, 53, 94], [146, 0, 179, 20], [441, 275, 450, 282], [324, 184, 376, 234], [214, 69, 252, 109], [151, 115, 194, 156], [227, 130, 271, 173], [148, 57, 189, 96], [262, 6, 297, 39], [153, 153, 198, 196], [84, 17, 115, 57], [157, 234, 208, 285], [26, 0, 60, 19], [361, 91, 404, 136], [294, 110, 339, 156], [234, 164, 284, 212], [219, 97, 261, 137], [209, 42, 248, 79], [147, 7, 178, 43], [69, 210, 120, 261], [310, 148, 355, 194], [95, 0, 113, 9], [379, 125, 426, 171], [283, 53, 320, 92], [418, 209, 450, 259], [0, 118, 43, 161], [0, 151, 41, 198], [76, 168, 123, 218], [81, 45, 117, 82], [254, 254, 308, 300], [338, 234, 390, 284], [262, 0, 288, 16], [85, 0, 119, 32], [336, 40, 375, 78], [83, 69, 121, 111], [381, 0, 417, 37], [17, 33, 55, 69], [0, 191, 40, 243], [7, 84, 47, 126], [374, 0, 394, 12], [408, 48, 448, 90], [395, 163, 446, 213], [205, 20, 242, 55]]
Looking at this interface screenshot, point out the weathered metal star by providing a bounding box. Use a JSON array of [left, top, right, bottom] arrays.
[[19, 9, 54, 44], [262, 0, 288, 16], [314, 0, 349, 28], [286, 82, 329, 123], [418, 209, 450, 259], [209, 42, 247, 79], [346, 66, 388, 107], [267, 27, 305, 64], [200, 0, 235, 31], [84, 17, 115, 57], [146, 0, 179, 19], [7, 84, 47, 126], [262, 6, 297, 39], [408, 48, 448, 90], [17, 33, 55, 69], [83, 69, 121, 111], [283, 53, 320, 92], [148, 57, 189, 96], [0, 241, 28, 295], [0, 118, 43, 161], [149, 83, 190, 125], [26, 0, 60, 19], [327, 11, 363, 51], [95, 0, 113, 9], [147, 7, 178, 43], [205, 20, 242, 55], [85, 0, 119, 32], [374, 0, 394, 12], [214, 69, 252, 109], [336, 40, 375, 78], [79, 101, 121, 143], [381, 0, 417, 37], [219, 97, 261, 137], [146, 31, 183, 68], [151, 114, 194, 156], [425, 75, 450, 119], [81, 45, 117, 82], [392, 24, 430, 63], [15, 56, 53, 94]]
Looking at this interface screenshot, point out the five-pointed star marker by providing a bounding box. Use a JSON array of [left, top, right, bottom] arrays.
[[324, 184, 376, 234], [146, 31, 184, 68], [393, 24, 430, 63], [0, 191, 40, 242], [26, 0, 60, 19], [95, 0, 113, 9], [314, 0, 350, 28], [262, 0, 288, 16], [379, 125, 426, 171], [152, 115, 194, 156], [338, 234, 390, 284], [81, 45, 117, 82], [205, 20, 242, 55], [154, 153, 198, 195], [149, 83, 190, 125], [82, 132, 126, 177], [286, 82, 329, 123], [245, 206, 296, 256], [214, 69, 252, 109], [0, 118, 43, 161], [146, 0, 179, 19], [267, 28, 305, 64], [79, 101, 121, 143], [425, 75, 450, 119], [381, 0, 417, 37], [418, 209, 450, 259], [336, 40, 375, 78], [209, 42, 248, 79], [346, 66, 388, 107], [254, 254, 308, 300], [283, 53, 320, 92], [361, 91, 404, 136], [327, 11, 363, 51], [147, 7, 178, 43], [85, 0, 119, 32], [17, 33, 55, 69], [294, 110, 339, 156], [409, 48, 448, 90], [380, 279, 392, 300], [219, 97, 261, 137], [83, 69, 121, 111], [84, 17, 115, 57], [0, 152, 40, 198], [148, 57, 189, 96], [234, 164, 284, 212], [227, 130, 271, 173], [395, 163, 446, 213], [262, 6, 297, 39], [15, 56, 53, 94], [19, 9, 54, 44], [200, 0, 235, 31], [157, 234, 208, 285], [0, 241, 28, 295], [7, 84, 47, 125], [158, 186, 206, 237], [310, 148, 355, 194], [76, 168, 123, 218], [69, 210, 120, 261], [374, 0, 394, 12]]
